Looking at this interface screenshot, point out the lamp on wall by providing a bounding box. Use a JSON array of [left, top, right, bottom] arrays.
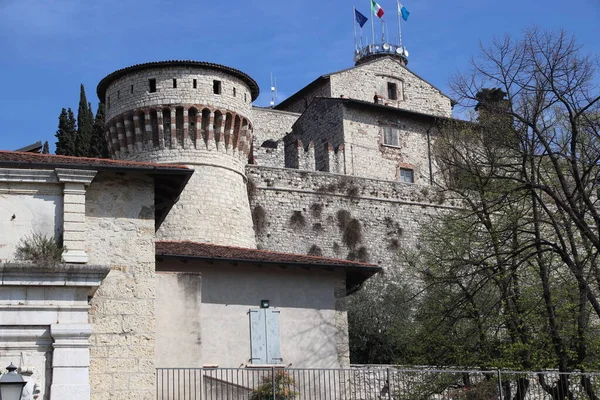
[[0, 363, 26, 400]]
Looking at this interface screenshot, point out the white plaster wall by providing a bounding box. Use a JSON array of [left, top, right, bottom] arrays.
[[156, 260, 348, 369], [155, 273, 202, 368], [0, 189, 62, 263]]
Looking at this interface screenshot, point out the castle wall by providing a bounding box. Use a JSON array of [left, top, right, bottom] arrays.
[[105, 66, 253, 123], [156, 259, 349, 369], [277, 79, 332, 114], [251, 107, 300, 168], [329, 58, 453, 118], [86, 172, 157, 400], [287, 100, 345, 172], [343, 106, 436, 183], [247, 166, 455, 274]]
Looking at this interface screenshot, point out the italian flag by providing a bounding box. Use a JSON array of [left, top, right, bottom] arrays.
[[371, 0, 384, 18]]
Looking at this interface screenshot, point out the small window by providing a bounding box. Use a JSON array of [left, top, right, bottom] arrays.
[[245, 93, 248, 102], [172, 79, 177, 88], [213, 80, 222, 95], [149, 79, 156, 93], [383, 126, 399, 146], [387, 82, 398, 100], [249, 308, 282, 364], [117, 90, 120, 99], [193, 79, 197, 89], [400, 168, 414, 183], [130, 84, 133, 94], [233, 87, 237, 97]]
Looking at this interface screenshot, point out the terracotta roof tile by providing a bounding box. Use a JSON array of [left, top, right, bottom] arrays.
[[0, 151, 189, 172], [156, 241, 381, 293], [156, 240, 378, 268]]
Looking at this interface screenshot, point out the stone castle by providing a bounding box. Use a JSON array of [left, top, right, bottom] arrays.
[[0, 46, 458, 400], [98, 51, 454, 271]]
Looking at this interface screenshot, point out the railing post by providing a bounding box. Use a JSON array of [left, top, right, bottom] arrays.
[[497, 369, 503, 400], [272, 366, 276, 400], [386, 368, 392, 400]]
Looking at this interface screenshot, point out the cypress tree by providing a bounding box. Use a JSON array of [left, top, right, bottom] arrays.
[[76, 84, 94, 156], [55, 108, 77, 155], [89, 103, 109, 158], [42, 141, 50, 154]]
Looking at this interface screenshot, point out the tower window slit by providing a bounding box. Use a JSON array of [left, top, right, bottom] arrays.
[[173, 79, 177, 88], [213, 80, 222, 95], [193, 79, 197, 89], [149, 79, 156, 93]]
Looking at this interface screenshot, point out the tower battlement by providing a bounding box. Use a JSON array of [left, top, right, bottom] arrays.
[[97, 61, 260, 248]]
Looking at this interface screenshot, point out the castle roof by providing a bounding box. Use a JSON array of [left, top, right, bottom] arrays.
[[0, 151, 193, 230], [156, 240, 382, 294], [96, 60, 260, 103], [275, 56, 453, 110]]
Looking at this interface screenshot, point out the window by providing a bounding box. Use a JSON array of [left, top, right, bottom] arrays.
[[387, 82, 398, 100], [400, 168, 414, 183], [193, 79, 197, 89], [245, 93, 248, 102], [249, 308, 282, 364], [213, 80, 222, 95], [130, 84, 133, 94], [233, 87, 237, 97], [149, 79, 156, 93], [172, 78, 177, 88], [117, 90, 120, 99], [383, 126, 399, 146]]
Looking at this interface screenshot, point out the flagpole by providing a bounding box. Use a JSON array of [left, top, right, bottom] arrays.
[[370, 0, 375, 45], [397, 0, 403, 46], [353, 6, 358, 51]]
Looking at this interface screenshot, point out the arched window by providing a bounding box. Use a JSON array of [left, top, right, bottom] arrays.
[[150, 110, 159, 148]]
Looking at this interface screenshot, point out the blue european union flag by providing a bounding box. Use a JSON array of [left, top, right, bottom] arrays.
[[355, 9, 368, 28]]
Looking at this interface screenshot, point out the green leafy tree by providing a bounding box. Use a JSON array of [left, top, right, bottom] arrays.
[[55, 108, 77, 156]]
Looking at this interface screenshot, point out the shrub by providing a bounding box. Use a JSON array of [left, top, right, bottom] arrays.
[[252, 205, 267, 234], [343, 219, 363, 249], [310, 203, 323, 218], [250, 371, 298, 400], [247, 178, 257, 200], [15, 232, 64, 265], [289, 211, 306, 230], [308, 245, 323, 257], [336, 210, 351, 230]]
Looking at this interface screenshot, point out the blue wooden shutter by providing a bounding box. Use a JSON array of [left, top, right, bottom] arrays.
[[266, 309, 282, 364], [249, 309, 267, 364]]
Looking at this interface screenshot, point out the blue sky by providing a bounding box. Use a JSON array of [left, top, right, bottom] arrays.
[[0, 0, 598, 151]]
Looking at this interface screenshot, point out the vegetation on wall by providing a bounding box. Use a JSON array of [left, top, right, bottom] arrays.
[[15, 232, 64, 265], [289, 211, 306, 230], [252, 205, 267, 234], [308, 245, 323, 257]]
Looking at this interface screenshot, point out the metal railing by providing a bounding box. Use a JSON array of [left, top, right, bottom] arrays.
[[156, 367, 600, 400]]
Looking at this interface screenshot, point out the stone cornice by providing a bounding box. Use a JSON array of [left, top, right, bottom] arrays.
[[0, 263, 110, 296], [0, 168, 58, 183], [54, 169, 97, 185]]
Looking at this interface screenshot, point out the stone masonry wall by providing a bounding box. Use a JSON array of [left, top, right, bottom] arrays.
[[251, 107, 300, 168], [330, 57, 453, 118], [247, 166, 457, 275], [86, 172, 156, 400], [287, 100, 345, 172], [277, 79, 332, 114], [343, 105, 437, 183], [105, 66, 253, 122]]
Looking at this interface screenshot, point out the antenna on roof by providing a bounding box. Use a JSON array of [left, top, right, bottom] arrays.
[[270, 73, 278, 108]]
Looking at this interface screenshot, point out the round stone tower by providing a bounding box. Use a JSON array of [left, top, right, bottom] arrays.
[[97, 61, 259, 248]]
